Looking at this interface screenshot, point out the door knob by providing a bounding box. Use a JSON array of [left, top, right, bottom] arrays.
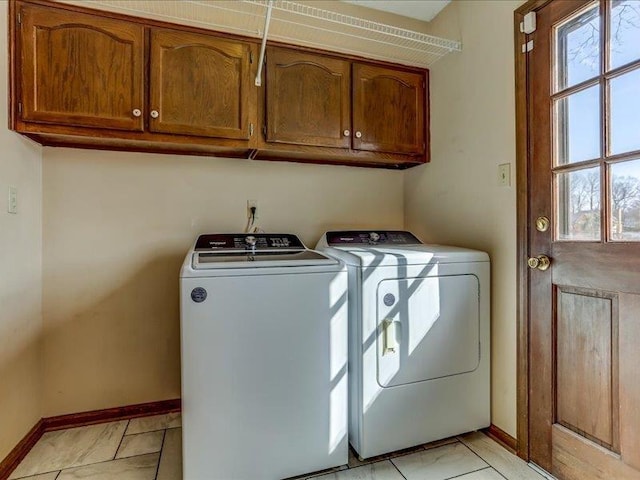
[[528, 254, 551, 271]]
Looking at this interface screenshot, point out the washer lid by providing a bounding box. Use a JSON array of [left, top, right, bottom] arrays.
[[191, 233, 338, 269]]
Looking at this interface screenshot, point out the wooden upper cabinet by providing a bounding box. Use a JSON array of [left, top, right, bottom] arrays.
[[19, 4, 145, 131], [149, 29, 255, 140], [352, 64, 426, 155], [265, 47, 350, 148]]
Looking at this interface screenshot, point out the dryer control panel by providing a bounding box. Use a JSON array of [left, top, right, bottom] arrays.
[[326, 230, 422, 246]]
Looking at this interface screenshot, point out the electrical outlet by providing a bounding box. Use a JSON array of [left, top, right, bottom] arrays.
[[247, 199, 259, 219], [498, 163, 511, 187], [8, 187, 17, 214]]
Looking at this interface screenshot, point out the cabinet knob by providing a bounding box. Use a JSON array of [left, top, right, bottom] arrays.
[[132, 109, 142, 117], [355, 131, 362, 139], [343, 129, 350, 137], [150, 110, 159, 119]]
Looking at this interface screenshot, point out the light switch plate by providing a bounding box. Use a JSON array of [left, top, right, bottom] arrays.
[[8, 187, 17, 214], [498, 164, 511, 187]]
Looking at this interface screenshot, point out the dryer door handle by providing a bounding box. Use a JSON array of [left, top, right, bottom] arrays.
[[382, 319, 399, 356]]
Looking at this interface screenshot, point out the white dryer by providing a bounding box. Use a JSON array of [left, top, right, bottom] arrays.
[[316, 230, 490, 459], [181, 233, 348, 479]]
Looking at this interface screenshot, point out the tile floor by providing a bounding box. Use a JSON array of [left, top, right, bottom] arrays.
[[9, 413, 549, 480]]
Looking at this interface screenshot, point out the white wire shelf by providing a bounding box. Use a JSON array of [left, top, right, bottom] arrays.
[[60, 0, 461, 68]]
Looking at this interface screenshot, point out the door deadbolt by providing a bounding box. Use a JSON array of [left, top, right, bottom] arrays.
[[535, 216, 550, 232]]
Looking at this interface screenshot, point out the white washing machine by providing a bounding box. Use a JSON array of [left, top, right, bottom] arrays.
[[180, 233, 348, 480], [316, 230, 490, 459]]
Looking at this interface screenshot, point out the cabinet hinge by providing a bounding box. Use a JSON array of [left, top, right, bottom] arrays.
[[522, 40, 534, 53], [250, 51, 254, 64], [17, 12, 22, 25], [520, 11, 536, 34], [262, 125, 267, 136], [18, 102, 22, 115], [249, 123, 254, 136]]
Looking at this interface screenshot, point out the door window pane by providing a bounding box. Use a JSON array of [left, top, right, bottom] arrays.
[[610, 0, 640, 70], [610, 159, 640, 241], [556, 3, 600, 91], [557, 167, 601, 241], [610, 68, 640, 155], [555, 85, 601, 165]]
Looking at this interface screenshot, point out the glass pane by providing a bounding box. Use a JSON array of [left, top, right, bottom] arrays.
[[610, 68, 640, 155], [555, 85, 601, 165], [556, 3, 600, 91], [610, 0, 640, 70], [610, 159, 640, 241], [557, 167, 601, 241]]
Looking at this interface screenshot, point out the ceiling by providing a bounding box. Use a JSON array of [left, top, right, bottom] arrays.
[[340, 0, 451, 22]]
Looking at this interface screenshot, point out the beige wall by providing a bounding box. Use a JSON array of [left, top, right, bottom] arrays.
[[0, 0, 523, 452], [404, 0, 524, 436], [0, 1, 43, 459], [42, 149, 403, 416]]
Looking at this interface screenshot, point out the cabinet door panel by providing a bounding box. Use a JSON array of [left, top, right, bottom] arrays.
[[20, 5, 144, 131], [150, 29, 254, 140], [266, 47, 350, 148], [353, 64, 426, 155]]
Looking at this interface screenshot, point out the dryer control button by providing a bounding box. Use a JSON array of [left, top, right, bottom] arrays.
[[383, 293, 396, 306], [191, 287, 207, 303]]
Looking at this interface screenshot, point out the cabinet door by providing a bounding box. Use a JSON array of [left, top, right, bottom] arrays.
[[150, 29, 254, 140], [266, 47, 350, 148], [20, 4, 145, 131], [352, 64, 426, 155]]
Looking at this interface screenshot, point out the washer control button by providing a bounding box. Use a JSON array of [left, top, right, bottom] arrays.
[[191, 287, 207, 303], [383, 293, 396, 307]]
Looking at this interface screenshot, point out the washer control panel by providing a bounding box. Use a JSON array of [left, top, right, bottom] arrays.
[[195, 233, 304, 251], [326, 230, 422, 246]]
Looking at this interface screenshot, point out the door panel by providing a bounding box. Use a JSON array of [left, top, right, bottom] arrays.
[[20, 4, 144, 131], [555, 287, 618, 450], [352, 64, 425, 155], [528, 0, 640, 478], [149, 29, 255, 139], [265, 47, 350, 148]]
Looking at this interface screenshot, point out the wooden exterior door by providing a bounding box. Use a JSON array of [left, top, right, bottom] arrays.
[[149, 29, 255, 140], [265, 47, 351, 148], [527, 0, 640, 478], [19, 4, 145, 131], [352, 64, 426, 155]]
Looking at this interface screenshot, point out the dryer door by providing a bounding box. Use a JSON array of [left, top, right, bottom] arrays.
[[376, 274, 480, 388]]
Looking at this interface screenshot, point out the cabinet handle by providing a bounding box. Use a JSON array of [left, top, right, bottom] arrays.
[[343, 129, 350, 137], [355, 131, 362, 139], [132, 109, 142, 117], [150, 110, 159, 119]]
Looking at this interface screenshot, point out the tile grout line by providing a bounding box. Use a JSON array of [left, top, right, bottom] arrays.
[[15, 453, 161, 480], [446, 466, 498, 480], [458, 438, 492, 469], [459, 435, 534, 480], [153, 429, 168, 480], [388, 458, 408, 480], [112, 419, 130, 460]]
